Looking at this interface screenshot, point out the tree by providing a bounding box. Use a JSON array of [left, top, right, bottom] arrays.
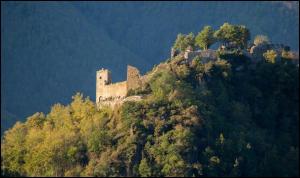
[[173, 33, 195, 52], [87, 130, 111, 154], [236, 25, 250, 49], [138, 158, 152, 177], [1, 122, 27, 176], [195, 26, 215, 50], [263, 50, 277, 63], [149, 71, 177, 101], [214, 23, 236, 45], [214, 23, 250, 49], [254, 35, 270, 46]]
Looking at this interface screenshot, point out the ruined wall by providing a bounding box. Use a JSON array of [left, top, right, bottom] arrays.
[[127, 65, 142, 91], [101, 81, 127, 98], [140, 75, 150, 86], [199, 49, 217, 59], [96, 65, 147, 108], [100, 95, 143, 109], [96, 81, 127, 108], [184, 50, 217, 63], [184, 51, 200, 60]]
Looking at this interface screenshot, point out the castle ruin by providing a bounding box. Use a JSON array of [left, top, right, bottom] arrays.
[[96, 65, 147, 108], [97, 43, 298, 108]]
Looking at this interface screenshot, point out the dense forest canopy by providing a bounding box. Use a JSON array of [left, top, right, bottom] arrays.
[[1, 23, 299, 177]]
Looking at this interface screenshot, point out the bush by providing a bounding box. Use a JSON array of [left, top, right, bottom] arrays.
[[254, 35, 270, 46]]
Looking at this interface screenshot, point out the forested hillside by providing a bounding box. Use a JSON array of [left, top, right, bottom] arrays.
[[1, 1, 299, 133], [2, 23, 299, 176]]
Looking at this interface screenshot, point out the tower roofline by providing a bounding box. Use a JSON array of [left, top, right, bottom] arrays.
[[97, 68, 110, 72]]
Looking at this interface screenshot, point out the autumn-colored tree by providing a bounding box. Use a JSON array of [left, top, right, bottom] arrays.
[[254, 35, 270, 46], [263, 50, 277, 63]]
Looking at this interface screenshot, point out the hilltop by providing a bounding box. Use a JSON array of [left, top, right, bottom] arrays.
[[1, 23, 299, 177]]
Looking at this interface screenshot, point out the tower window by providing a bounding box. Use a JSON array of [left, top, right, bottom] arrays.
[[99, 76, 102, 79]]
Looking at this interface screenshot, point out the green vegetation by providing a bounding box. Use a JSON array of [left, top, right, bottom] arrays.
[[214, 23, 250, 49], [1, 24, 299, 177], [173, 23, 250, 52], [195, 26, 215, 50], [254, 35, 270, 46], [263, 50, 278, 63], [173, 33, 195, 52]]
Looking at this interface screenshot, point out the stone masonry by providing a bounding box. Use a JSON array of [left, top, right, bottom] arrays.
[[96, 65, 146, 108]]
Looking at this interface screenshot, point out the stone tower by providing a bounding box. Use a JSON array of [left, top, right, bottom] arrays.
[[96, 69, 112, 103]]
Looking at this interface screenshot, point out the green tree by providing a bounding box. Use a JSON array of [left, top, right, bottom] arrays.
[[173, 33, 195, 52], [214, 23, 250, 49], [236, 25, 250, 49], [139, 158, 152, 177], [149, 71, 177, 101], [87, 130, 111, 154], [214, 22, 236, 45], [195, 26, 215, 50]]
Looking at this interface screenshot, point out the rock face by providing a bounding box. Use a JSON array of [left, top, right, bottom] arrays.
[[96, 65, 148, 108]]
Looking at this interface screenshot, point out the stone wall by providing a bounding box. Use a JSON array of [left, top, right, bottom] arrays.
[[184, 51, 200, 60], [96, 65, 147, 108], [97, 81, 127, 108], [101, 81, 127, 98], [99, 95, 143, 109], [127, 65, 142, 91], [184, 49, 217, 62], [140, 75, 150, 86]]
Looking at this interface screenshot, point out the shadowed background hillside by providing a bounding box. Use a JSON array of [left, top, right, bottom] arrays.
[[1, 1, 299, 133]]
